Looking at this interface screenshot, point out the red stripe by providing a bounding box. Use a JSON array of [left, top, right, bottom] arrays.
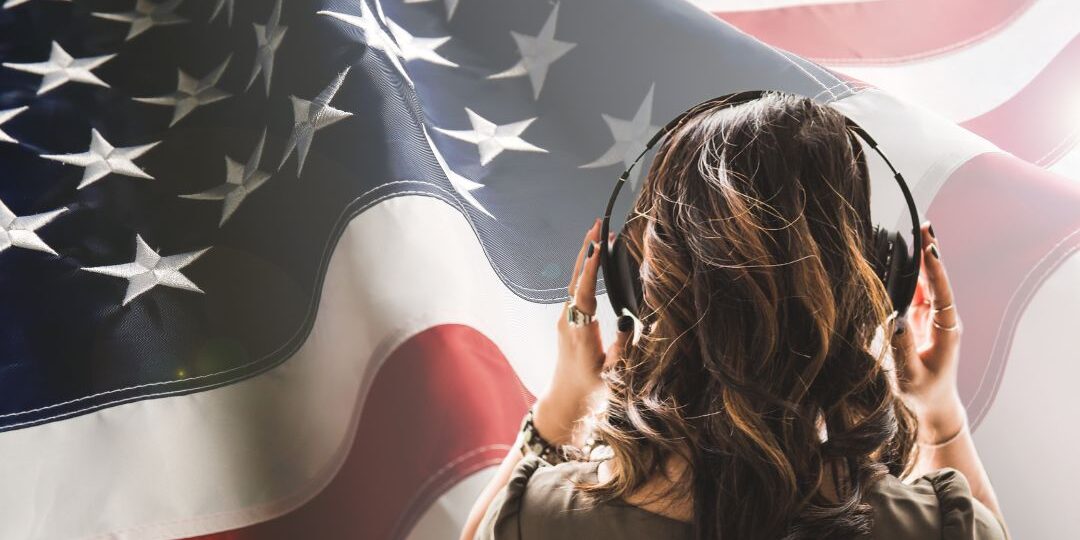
[[714, 0, 1035, 64], [187, 324, 533, 540], [961, 34, 1080, 167], [928, 153, 1080, 428]]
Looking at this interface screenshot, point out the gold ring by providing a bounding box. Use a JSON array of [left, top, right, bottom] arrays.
[[931, 303, 955, 313], [932, 319, 960, 332]]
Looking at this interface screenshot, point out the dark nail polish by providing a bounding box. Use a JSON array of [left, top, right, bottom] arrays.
[[896, 319, 906, 335], [617, 315, 634, 333], [928, 223, 936, 239], [929, 244, 940, 260], [587, 242, 595, 258]]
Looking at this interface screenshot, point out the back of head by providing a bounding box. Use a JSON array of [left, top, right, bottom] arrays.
[[587, 91, 918, 539]]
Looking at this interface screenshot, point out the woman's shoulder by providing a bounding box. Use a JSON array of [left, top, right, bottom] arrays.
[[474, 454, 692, 540], [867, 468, 1009, 540]]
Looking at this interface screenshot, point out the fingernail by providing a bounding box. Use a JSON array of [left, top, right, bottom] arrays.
[[896, 319, 906, 335], [928, 223, 936, 239], [929, 243, 940, 260], [587, 242, 596, 258], [617, 315, 634, 333]]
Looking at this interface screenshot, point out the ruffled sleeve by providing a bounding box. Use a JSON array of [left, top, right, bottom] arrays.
[[922, 468, 1009, 540], [473, 454, 548, 540], [870, 467, 1008, 540]]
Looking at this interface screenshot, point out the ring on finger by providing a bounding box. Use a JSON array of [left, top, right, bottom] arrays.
[[932, 319, 960, 332], [931, 303, 955, 313], [567, 303, 595, 327]]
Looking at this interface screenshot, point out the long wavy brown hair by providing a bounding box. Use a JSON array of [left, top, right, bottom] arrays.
[[581, 91, 919, 539]]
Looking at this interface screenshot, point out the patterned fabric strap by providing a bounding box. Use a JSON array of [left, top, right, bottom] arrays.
[[517, 408, 568, 465]]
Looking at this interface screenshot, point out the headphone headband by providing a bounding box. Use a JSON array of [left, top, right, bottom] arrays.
[[601, 90, 922, 318]]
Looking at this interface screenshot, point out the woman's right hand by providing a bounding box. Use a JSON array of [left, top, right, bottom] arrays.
[[891, 221, 968, 444]]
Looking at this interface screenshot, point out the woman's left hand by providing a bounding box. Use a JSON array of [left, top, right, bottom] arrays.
[[533, 219, 631, 445]]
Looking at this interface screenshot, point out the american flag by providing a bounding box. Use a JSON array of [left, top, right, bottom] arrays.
[[0, 0, 1075, 538]]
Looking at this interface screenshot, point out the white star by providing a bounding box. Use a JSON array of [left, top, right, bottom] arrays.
[[580, 83, 660, 187], [386, 18, 457, 67], [279, 68, 354, 177], [92, 0, 188, 41], [247, 0, 287, 96], [181, 130, 271, 226], [0, 106, 28, 144], [209, 0, 233, 25], [135, 55, 232, 126], [2, 41, 114, 95], [421, 123, 491, 218], [42, 129, 160, 189], [82, 235, 209, 306], [487, 2, 575, 100], [3, 0, 70, 10], [434, 108, 546, 166], [403, 0, 459, 21], [317, 3, 414, 88], [0, 199, 67, 256]]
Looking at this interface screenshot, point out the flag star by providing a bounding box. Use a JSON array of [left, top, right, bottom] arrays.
[[92, 0, 188, 41], [421, 123, 492, 219], [317, 4, 415, 88], [247, 0, 287, 96], [435, 108, 547, 166], [181, 129, 271, 226], [580, 83, 660, 186], [0, 199, 67, 257], [387, 18, 458, 67], [0, 106, 28, 144], [279, 68, 354, 177], [209, 0, 233, 25], [3, 0, 70, 10], [42, 129, 160, 189], [2, 41, 114, 96], [135, 55, 232, 126], [82, 235, 209, 306], [403, 0, 459, 21], [487, 2, 575, 100]]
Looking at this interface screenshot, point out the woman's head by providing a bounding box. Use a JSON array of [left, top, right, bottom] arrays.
[[587, 91, 918, 539]]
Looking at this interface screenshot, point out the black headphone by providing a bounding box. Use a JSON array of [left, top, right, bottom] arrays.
[[599, 90, 922, 322]]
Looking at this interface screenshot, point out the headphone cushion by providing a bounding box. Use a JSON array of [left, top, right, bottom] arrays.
[[869, 226, 893, 285], [869, 225, 914, 314], [885, 230, 912, 312], [605, 235, 643, 318]]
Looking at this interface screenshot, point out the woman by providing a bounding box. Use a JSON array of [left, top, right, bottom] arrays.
[[460, 92, 1009, 539]]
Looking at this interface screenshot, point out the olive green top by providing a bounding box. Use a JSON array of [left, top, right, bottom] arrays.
[[475, 454, 1008, 539]]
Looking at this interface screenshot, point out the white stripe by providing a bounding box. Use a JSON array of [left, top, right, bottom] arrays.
[[405, 467, 498, 540], [834, 0, 1080, 122], [972, 251, 1080, 538], [829, 88, 999, 227], [1048, 143, 1080, 182], [690, 0, 879, 12], [0, 195, 620, 539]]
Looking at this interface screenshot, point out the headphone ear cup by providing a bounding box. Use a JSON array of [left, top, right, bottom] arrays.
[[869, 226, 915, 315], [885, 231, 914, 315], [869, 226, 892, 285], [604, 234, 643, 318]]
